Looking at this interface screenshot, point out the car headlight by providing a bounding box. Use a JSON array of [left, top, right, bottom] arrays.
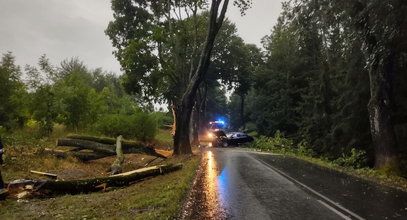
[[207, 133, 213, 138]]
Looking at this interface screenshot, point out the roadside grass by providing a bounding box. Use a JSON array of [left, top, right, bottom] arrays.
[[153, 129, 173, 150], [245, 135, 407, 191], [1, 126, 201, 219]]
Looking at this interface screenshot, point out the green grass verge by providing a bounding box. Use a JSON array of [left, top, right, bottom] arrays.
[[0, 155, 200, 219], [154, 129, 172, 144]]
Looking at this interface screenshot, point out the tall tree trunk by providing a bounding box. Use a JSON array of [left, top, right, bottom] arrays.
[[191, 105, 200, 146], [367, 56, 399, 171], [174, 104, 194, 154], [199, 82, 208, 132], [240, 94, 245, 130], [173, 0, 230, 155], [348, 0, 406, 172]]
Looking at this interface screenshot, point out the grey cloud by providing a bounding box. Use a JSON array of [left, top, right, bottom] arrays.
[[0, 0, 283, 75]]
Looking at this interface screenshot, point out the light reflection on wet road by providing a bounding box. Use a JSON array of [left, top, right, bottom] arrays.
[[182, 148, 407, 219], [205, 151, 222, 216], [181, 150, 230, 219]]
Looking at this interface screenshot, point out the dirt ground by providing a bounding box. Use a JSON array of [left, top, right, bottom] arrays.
[[2, 148, 173, 183]]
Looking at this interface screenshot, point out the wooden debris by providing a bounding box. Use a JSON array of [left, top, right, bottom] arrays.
[[144, 157, 160, 167], [30, 170, 58, 179], [0, 189, 7, 200]]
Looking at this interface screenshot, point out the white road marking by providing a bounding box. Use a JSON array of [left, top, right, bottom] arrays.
[[318, 199, 352, 220], [252, 155, 365, 220]]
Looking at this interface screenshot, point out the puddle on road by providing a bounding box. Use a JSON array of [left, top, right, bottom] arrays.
[[181, 150, 231, 219]]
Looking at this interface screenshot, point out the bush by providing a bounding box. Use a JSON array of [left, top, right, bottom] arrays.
[[250, 131, 294, 152], [95, 112, 158, 142], [334, 148, 368, 169], [151, 112, 173, 128], [132, 112, 158, 142], [296, 140, 316, 157]]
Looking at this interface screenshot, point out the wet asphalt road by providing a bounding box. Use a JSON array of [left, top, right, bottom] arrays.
[[181, 147, 407, 220]]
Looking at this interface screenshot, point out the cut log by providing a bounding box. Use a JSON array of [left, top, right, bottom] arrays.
[[7, 164, 182, 196], [111, 135, 124, 175], [42, 148, 108, 161], [58, 137, 166, 158]]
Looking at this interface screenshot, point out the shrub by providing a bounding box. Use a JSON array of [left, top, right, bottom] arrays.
[[334, 148, 368, 169], [250, 131, 294, 152], [296, 140, 316, 157], [151, 112, 173, 127], [95, 112, 158, 142], [132, 112, 158, 142]]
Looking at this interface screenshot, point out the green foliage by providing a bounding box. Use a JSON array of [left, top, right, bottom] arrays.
[[133, 111, 158, 142], [26, 55, 59, 136], [296, 140, 316, 157], [32, 86, 58, 136], [0, 52, 29, 129], [151, 112, 173, 127], [334, 148, 368, 169], [249, 131, 294, 153], [246, 0, 385, 162], [96, 112, 158, 142]]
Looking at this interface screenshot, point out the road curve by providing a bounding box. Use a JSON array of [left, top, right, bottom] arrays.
[[181, 147, 407, 220]]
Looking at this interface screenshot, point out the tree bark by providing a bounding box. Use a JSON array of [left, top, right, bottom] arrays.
[[7, 164, 182, 196], [58, 138, 115, 154], [173, 0, 230, 155], [58, 138, 166, 158], [191, 105, 200, 146], [111, 135, 124, 174], [367, 56, 399, 171], [67, 135, 150, 149], [240, 94, 245, 130]]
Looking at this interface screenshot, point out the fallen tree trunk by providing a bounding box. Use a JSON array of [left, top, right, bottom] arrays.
[[42, 148, 108, 161], [59, 137, 166, 158], [67, 134, 150, 149], [57, 139, 115, 154], [7, 164, 182, 197]]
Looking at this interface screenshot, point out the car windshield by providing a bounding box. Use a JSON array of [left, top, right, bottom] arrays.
[[210, 123, 224, 130]]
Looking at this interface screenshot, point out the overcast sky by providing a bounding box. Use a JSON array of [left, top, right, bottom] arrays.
[[0, 0, 283, 75]]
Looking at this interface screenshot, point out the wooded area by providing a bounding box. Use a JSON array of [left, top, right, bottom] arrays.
[[1, 0, 406, 175]]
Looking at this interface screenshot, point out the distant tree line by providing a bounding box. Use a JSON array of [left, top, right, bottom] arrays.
[[0, 53, 160, 141], [238, 0, 407, 172]]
